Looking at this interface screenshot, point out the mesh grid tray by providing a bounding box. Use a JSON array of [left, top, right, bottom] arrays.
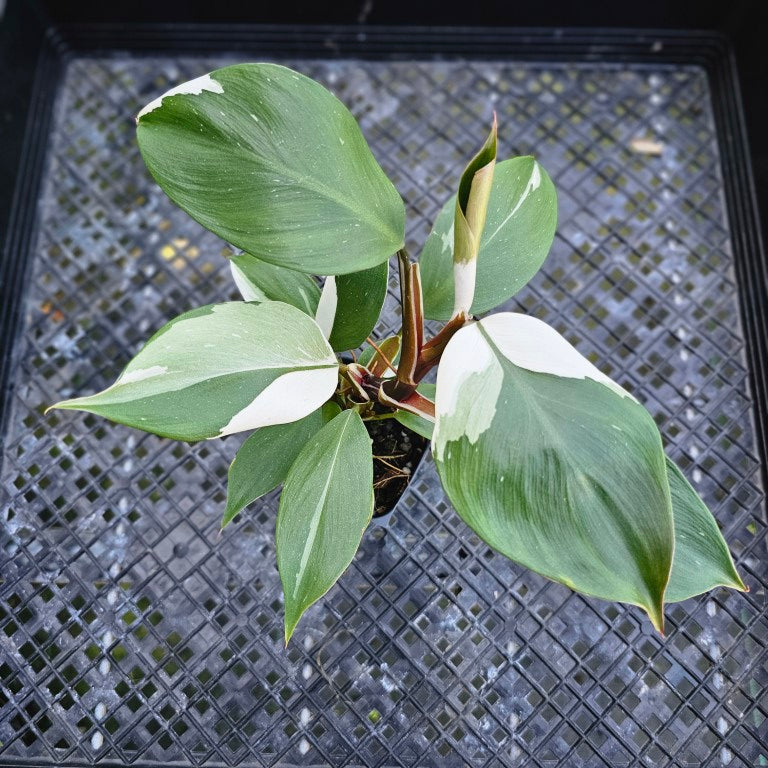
[[1, 29, 767, 768]]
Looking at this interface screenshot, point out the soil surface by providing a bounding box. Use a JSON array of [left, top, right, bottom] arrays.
[[366, 417, 429, 517]]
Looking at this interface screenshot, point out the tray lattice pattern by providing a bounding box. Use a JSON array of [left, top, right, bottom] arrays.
[[1, 57, 766, 768]]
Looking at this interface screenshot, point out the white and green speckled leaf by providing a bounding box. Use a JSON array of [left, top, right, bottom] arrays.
[[433, 312, 673, 632], [230, 252, 320, 314], [420, 157, 557, 321], [137, 63, 404, 275], [51, 302, 338, 442], [276, 409, 373, 643], [398, 395, 745, 603]]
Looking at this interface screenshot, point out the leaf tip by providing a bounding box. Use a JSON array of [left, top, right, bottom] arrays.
[[645, 600, 666, 637], [730, 572, 749, 594], [283, 615, 298, 647]]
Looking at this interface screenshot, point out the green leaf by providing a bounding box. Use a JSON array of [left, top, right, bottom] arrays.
[[222, 408, 327, 529], [358, 334, 401, 376], [433, 313, 673, 632], [665, 458, 746, 602], [394, 382, 436, 440], [51, 302, 338, 441], [136, 63, 404, 275], [230, 252, 320, 315], [314, 262, 389, 351], [276, 409, 374, 643], [420, 157, 557, 322]]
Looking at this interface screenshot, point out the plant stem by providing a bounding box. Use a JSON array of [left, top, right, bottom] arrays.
[[387, 249, 423, 401], [363, 412, 398, 422], [413, 311, 467, 381]]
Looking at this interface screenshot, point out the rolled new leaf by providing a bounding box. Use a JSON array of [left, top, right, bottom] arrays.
[[358, 334, 401, 376], [314, 262, 389, 351], [276, 409, 374, 643], [230, 252, 320, 315], [421, 157, 557, 322], [433, 313, 674, 632], [450, 118, 497, 318], [136, 63, 405, 275], [50, 302, 338, 442]]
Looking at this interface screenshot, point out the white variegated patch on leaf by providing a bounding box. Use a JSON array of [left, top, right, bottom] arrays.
[[51, 302, 338, 442], [433, 312, 674, 631], [315, 263, 389, 352]]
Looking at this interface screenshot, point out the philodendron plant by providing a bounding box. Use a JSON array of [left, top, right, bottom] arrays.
[[51, 63, 746, 643]]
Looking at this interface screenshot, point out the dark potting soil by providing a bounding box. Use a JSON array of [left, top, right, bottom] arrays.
[[366, 417, 429, 518]]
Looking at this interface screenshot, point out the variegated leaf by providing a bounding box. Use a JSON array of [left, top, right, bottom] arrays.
[[276, 409, 373, 643], [51, 302, 338, 441], [433, 312, 673, 631], [137, 63, 404, 275], [315, 262, 389, 351]]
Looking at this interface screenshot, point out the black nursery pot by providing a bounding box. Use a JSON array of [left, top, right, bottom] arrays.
[[367, 418, 429, 518], [0, 28, 766, 768]]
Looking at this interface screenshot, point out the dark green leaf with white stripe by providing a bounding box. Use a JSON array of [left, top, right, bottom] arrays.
[[277, 409, 373, 643], [315, 262, 389, 351]]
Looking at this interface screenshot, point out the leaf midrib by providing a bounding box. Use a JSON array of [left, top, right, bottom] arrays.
[[103, 362, 337, 404]]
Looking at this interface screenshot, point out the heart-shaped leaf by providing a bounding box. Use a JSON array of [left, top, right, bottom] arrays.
[[222, 408, 328, 529], [664, 458, 746, 602], [137, 63, 405, 275], [420, 157, 557, 321], [51, 302, 338, 441], [230, 252, 320, 314], [433, 313, 673, 632], [276, 409, 373, 643], [314, 262, 389, 351]]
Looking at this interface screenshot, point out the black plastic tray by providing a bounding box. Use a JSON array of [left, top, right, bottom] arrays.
[[1, 24, 767, 768]]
